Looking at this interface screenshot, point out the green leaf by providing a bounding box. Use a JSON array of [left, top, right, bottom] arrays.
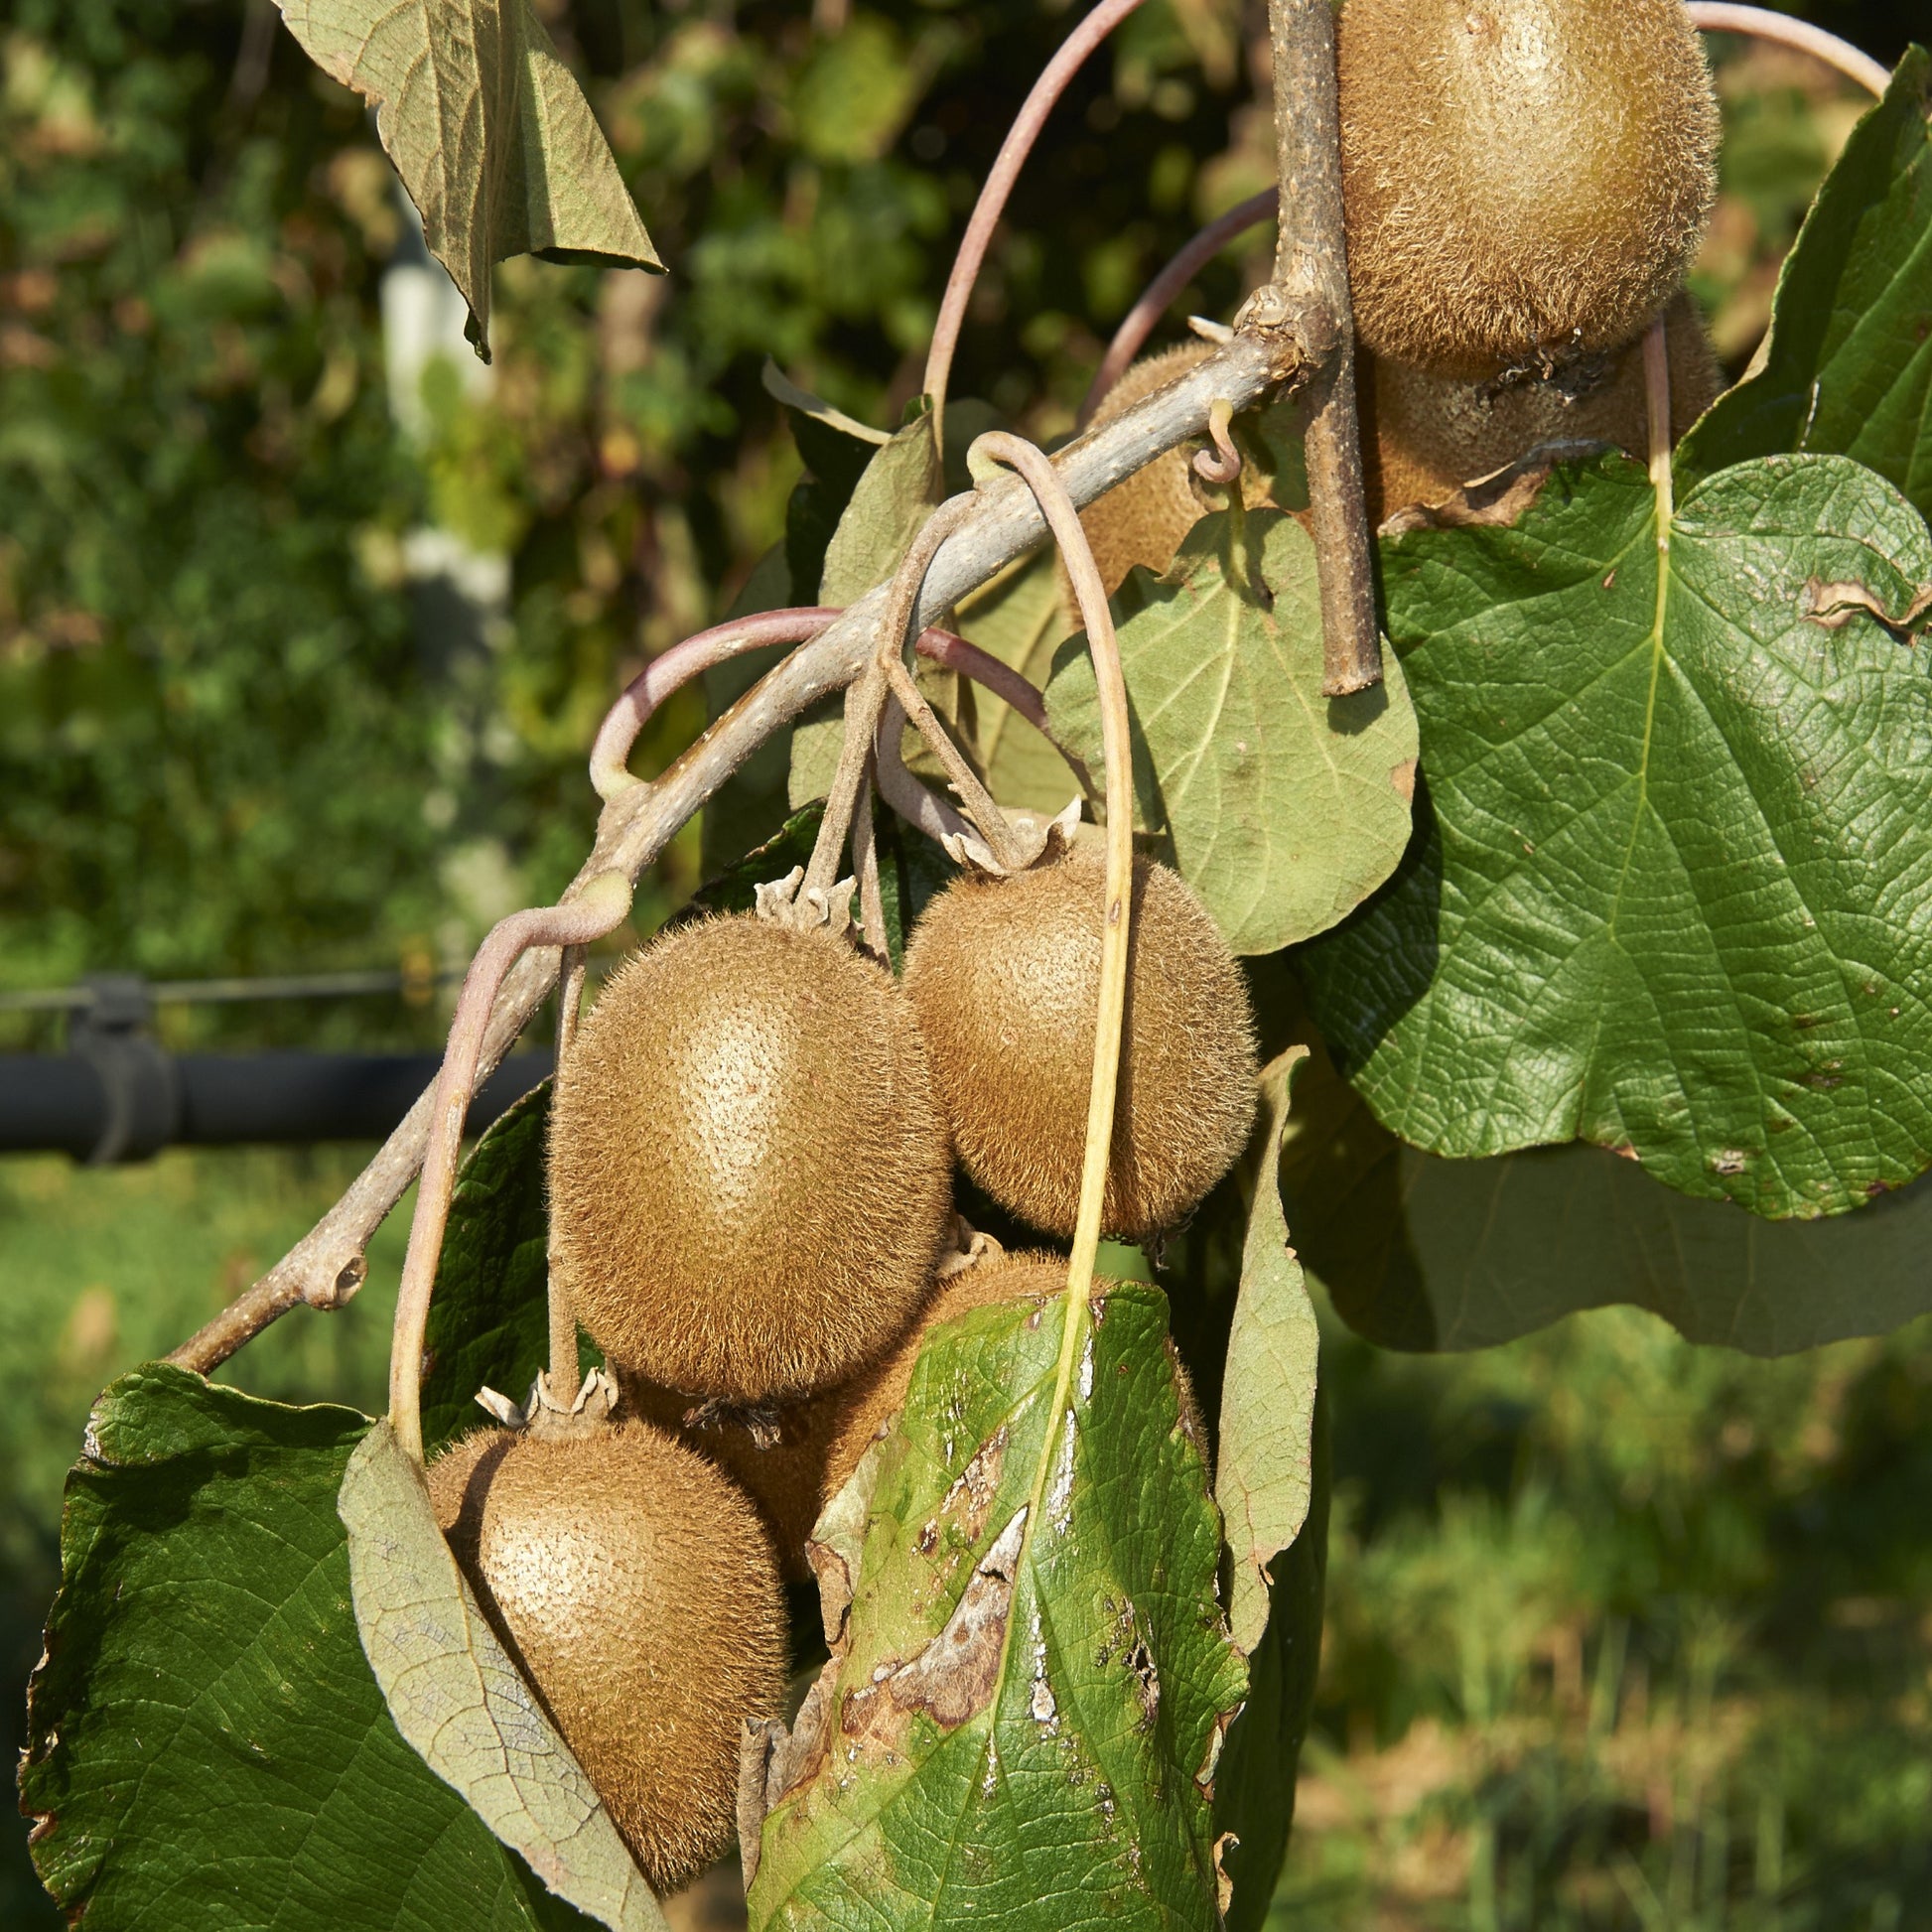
[[952, 549, 1085, 817], [1214, 1049, 1318, 1657], [1209, 1389, 1328, 1932], [1280, 1034, 1932, 1355], [421, 1078, 570, 1454], [748, 1283, 1244, 1931], [340, 1424, 665, 1931], [1302, 450, 1932, 1220], [20, 1365, 593, 1931], [1045, 510, 1420, 955], [272, 0, 659, 358], [790, 415, 944, 810], [1681, 49, 1932, 521]]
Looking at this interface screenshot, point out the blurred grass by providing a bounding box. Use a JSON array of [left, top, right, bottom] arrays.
[[6, 1152, 1930, 1928]]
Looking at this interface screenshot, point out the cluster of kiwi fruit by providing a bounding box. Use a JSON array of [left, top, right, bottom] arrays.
[[1078, 0, 1724, 583], [425, 843, 1258, 1894]]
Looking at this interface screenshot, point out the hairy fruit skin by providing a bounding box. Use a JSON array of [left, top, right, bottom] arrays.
[[550, 915, 953, 1401], [1338, 0, 1720, 378], [903, 852, 1258, 1240], [426, 1422, 786, 1895], [1363, 294, 1724, 519]]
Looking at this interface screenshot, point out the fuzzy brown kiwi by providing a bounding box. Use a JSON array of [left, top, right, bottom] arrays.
[[549, 914, 953, 1402], [1338, 0, 1721, 378], [902, 849, 1258, 1240], [425, 1420, 786, 1895], [1072, 344, 1279, 599], [1362, 294, 1724, 520], [619, 1371, 837, 1583], [818, 1250, 1208, 1504]]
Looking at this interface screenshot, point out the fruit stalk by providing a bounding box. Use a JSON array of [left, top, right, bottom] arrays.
[[166, 330, 1302, 1378], [1267, 0, 1381, 696], [969, 432, 1133, 1300], [386, 874, 634, 1464], [547, 944, 590, 1406]]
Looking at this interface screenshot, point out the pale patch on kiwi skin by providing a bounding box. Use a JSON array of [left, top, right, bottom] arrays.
[[816, 1250, 1208, 1506], [903, 851, 1259, 1242], [1362, 293, 1724, 521], [1338, 0, 1721, 379], [1072, 344, 1280, 601], [426, 1421, 787, 1896], [549, 914, 953, 1403]]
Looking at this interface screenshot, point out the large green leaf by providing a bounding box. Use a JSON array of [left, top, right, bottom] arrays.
[[1279, 1033, 1932, 1355], [340, 1425, 665, 1931], [273, 0, 659, 357], [1046, 510, 1419, 955], [1301, 451, 1932, 1220], [20, 1365, 592, 1931], [748, 1283, 1244, 1931], [1681, 49, 1932, 522]]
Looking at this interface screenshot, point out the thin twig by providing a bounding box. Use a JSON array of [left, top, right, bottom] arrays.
[[1081, 189, 1277, 425], [1686, 4, 1890, 95], [1267, 0, 1381, 696], [923, 0, 1147, 447], [165, 329, 1305, 1377], [969, 432, 1134, 1303], [389, 875, 633, 1464], [591, 609, 840, 801]]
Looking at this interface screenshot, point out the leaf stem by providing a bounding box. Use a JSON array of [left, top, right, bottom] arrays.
[[923, 0, 1147, 447], [1081, 190, 1278, 425], [387, 874, 633, 1465], [1686, 4, 1890, 96], [969, 432, 1132, 1307], [591, 608, 841, 802], [1645, 313, 1675, 539]]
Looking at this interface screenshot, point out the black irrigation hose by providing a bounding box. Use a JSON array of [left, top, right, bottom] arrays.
[[0, 1051, 554, 1164]]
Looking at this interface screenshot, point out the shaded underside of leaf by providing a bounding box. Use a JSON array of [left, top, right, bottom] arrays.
[[1303, 451, 1932, 1220], [749, 1284, 1244, 1932], [20, 1365, 592, 1932], [1280, 1033, 1932, 1356], [1681, 47, 1932, 522], [341, 1424, 666, 1931], [1214, 1048, 1318, 1657], [1047, 509, 1419, 955], [273, 0, 658, 356]]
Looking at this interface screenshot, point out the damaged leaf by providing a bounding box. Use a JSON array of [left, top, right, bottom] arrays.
[[272, 0, 659, 357], [1046, 509, 1419, 955], [1304, 450, 1932, 1220], [21, 1366, 595, 1931], [340, 1424, 666, 1931], [747, 1282, 1244, 1931]]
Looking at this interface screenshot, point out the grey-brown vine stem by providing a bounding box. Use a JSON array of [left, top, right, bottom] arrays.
[[1268, 0, 1381, 697], [165, 328, 1304, 1377]]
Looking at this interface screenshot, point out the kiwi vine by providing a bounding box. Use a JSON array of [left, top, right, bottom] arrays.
[[19, 4, 1932, 1931]]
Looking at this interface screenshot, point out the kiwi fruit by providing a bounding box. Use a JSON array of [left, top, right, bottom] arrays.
[[1073, 343, 1278, 598], [620, 1371, 836, 1583], [902, 850, 1258, 1240], [1337, 0, 1720, 378], [426, 1420, 786, 1894], [819, 1249, 1209, 1504], [1362, 293, 1725, 520], [549, 914, 953, 1402]]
